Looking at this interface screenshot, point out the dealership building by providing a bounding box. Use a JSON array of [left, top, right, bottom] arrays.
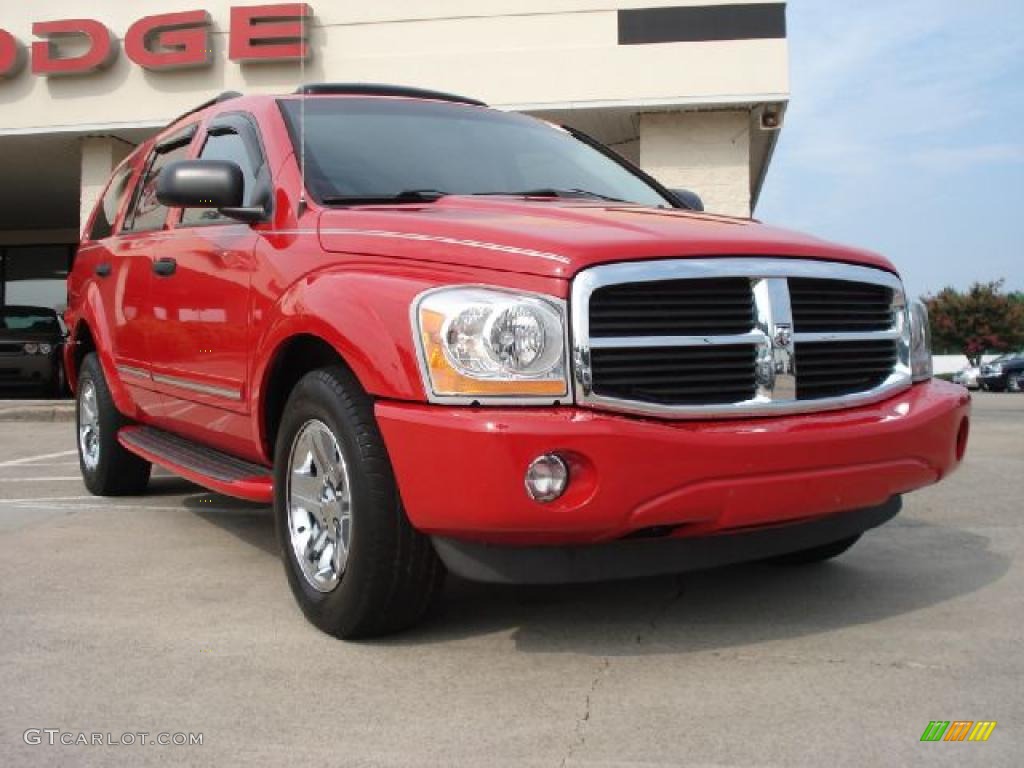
[[0, 1, 789, 313]]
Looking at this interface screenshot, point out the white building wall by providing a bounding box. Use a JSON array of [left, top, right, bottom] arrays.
[[933, 354, 1000, 376], [0, 1, 789, 233], [639, 111, 750, 217], [79, 138, 131, 236], [0, 1, 789, 135]]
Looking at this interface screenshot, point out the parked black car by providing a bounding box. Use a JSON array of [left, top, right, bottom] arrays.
[[0, 306, 66, 397], [979, 353, 1024, 392]]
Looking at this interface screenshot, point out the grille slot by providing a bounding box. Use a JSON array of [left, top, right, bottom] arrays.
[[591, 345, 758, 405], [790, 278, 894, 332], [589, 277, 754, 337], [796, 340, 898, 400]]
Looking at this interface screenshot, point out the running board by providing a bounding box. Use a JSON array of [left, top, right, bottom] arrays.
[[118, 426, 274, 503]]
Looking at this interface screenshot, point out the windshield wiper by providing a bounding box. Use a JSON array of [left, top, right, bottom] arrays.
[[474, 188, 628, 203], [321, 189, 449, 206]]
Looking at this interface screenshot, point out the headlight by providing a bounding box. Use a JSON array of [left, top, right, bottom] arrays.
[[414, 287, 569, 401], [23, 343, 39, 355], [989, 364, 1003, 375], [39, 343, 53, 355], [908, 300, 932, 382]]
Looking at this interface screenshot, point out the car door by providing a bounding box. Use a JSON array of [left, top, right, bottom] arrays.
[[145, 114, 269, 453], [87, 133, 190, 415]]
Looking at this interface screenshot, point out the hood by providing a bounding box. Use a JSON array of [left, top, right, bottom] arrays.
[[318, 197, 897, 280]]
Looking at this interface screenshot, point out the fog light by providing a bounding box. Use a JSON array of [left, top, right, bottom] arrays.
[[525, 454, 569, 502]]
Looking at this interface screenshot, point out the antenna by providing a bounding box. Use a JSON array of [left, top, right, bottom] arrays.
[[298, 4, 308, 216]]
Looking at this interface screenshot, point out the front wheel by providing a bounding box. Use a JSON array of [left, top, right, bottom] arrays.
[[765, 535, 861, 565], [76, 353, 151, 495], [273, 366, 444, 639]]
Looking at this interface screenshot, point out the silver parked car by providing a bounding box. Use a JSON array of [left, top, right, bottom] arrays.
[[952, 366, 981, 390]]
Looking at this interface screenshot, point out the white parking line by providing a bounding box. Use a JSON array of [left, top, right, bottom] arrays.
[[0, 495, 95, 504], [0, 476, 83, 482], [0, 450, 78, 468], [1, 461, 80, 468]]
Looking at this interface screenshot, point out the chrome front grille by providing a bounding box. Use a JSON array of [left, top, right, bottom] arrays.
[[571, 258, 912, 419]]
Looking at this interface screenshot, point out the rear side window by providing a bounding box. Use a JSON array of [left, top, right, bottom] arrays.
[[123, 129, 195, 233], [89, 164, 134, 241]]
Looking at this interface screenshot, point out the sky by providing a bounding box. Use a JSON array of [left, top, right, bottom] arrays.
[[756, 0, 1024, 299]]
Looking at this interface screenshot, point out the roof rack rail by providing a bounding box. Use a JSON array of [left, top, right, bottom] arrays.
[[164, 91, 244, 131], [294, 83, 487, 107]]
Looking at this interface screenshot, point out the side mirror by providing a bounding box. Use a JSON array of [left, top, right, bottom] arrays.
[[669, 188, 704, 212], [156, 160, 267, 223]]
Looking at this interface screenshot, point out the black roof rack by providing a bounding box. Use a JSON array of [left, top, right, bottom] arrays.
[[294, 83, 487, 107], [164, 91, 244, 131]]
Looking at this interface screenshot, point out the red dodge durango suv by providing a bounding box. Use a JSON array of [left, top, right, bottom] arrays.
[[66, 84, 971, 638]]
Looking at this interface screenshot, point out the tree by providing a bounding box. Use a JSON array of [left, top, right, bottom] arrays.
[[924, 280, 1024, 366]]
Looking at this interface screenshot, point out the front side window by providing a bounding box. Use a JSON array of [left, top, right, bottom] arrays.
[[181, 130, 259, 226], [278, 98, 673, 208], [124, 130, 194, 233], [89, 164, 134, 241]]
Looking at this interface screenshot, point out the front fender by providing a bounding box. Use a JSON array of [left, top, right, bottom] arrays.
[[71, 283, 140, 419], [249, 259, 569, 461], [250, 268, 442, 457]]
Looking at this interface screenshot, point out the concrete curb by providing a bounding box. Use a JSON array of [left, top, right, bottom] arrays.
[[0, 401, 75, 422]]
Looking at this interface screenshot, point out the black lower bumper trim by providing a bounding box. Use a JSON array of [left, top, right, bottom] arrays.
[[432, 497, 902, 585]]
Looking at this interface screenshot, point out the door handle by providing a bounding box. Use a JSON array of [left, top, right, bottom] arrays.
[[95, 263, 112, 278], [153, 258, 177, 277]]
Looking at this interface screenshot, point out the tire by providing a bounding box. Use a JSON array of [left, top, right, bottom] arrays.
[[76, 353, 152, 496], [765, 534, 861, 565], [273, 366, 444, 639]]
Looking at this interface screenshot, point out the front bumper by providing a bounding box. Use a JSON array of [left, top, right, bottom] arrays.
[[434, 497, 902, 584], [0, 355, 56, 388], [376, 380, 969, 546], [980, 373, 1015, 389]]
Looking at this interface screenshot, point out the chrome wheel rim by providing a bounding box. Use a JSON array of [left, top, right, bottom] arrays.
[[78, 379, 101, 471], [286, 420, 353, 593]]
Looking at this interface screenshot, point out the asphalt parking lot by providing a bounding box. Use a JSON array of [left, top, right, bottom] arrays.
[[0, 393, 1020, 767]]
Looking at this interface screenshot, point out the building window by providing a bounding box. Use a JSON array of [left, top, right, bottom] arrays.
[[0, 244, 75, 312]]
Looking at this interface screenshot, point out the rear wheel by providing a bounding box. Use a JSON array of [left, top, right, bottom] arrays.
[[76, 353, 152, 495], [273, 366, 444, 639], [765, 535, 861, 565]]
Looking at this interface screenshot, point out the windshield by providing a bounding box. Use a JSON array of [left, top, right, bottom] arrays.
[[1, 307, 59, 332], [279, 98, 673, 208]]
